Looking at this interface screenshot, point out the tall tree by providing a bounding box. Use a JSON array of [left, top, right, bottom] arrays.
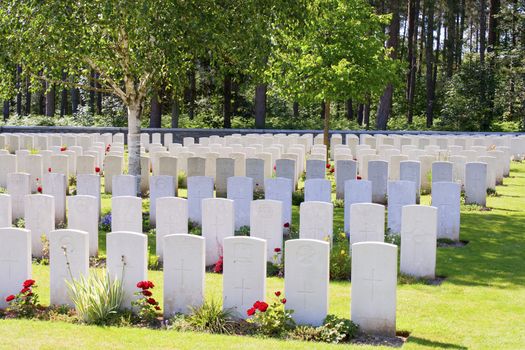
[[425, 0, 436, 127], [45, 82, 55, 117], [445, 0, 458, 77], [376, 0, 400, 129], [150, 89, 162, 128], [488, 0, 500, 51], [406, 0, 420, 123], [255, 84, 267, 129]]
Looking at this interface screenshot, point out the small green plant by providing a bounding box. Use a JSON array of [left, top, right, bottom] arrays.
[[288, 325, 322, 341], [384, 231, 401, 246], [39, 234, 50, 265], [330, 238, 351, 281], [131, 281, 161, 326], [0, 187, 7, 194], [235, 226, 251, 236], [253, 188, 265, 200], [66, 270, 125, 325], [317, 314, 359, 343], [186, 299, 235, 334], [178, 172, 187, 189], [148, 255, 162, 270], [14, 218, 25, 228], [4, 279, 40, 318], [247, 291, 295, 337], [188, 220, 202, 235], [292, 190, 304, 206], [332, 199, 344, 208]]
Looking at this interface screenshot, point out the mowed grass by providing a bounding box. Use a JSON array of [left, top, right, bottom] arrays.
[[1, 163, 525, 349]]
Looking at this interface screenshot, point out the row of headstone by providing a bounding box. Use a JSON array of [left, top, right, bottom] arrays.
[[0, 227, 399, 336]]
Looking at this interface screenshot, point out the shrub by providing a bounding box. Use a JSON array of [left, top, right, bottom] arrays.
[[4, 279, 40, 318], [318, 314, 359, 343], [247, 291, 295, 337], [235, 226, 250, 236], [66, 270, 124, 325], [288, 325, 322, 342], [330, 238, 351, 281], [292, 190, 305, 206], [99, 214, 112, 231], [132, 281, 161, 326], [178, 172, 187, 189], [186, 299, 235, 334]]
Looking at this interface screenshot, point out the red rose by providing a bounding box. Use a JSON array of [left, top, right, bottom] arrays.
[[257, 301, 269, 312], [274, 247, 281, 253], [357, 175, 362, 180], [37, 186, 42, 193], [95, 167, 100, 173], [330, 168, 334, 173], [273, 165, 276, 171], [48, 167, 52, 172], [275, 291, 281, 297], [326, 163, 331, 169], [36, 178, 39, 181], [247, 307, 256, 316], [283, 222, 290, 228], [253, 301, 262, 309], [20, 287, 30, 294], [147, 281, 155, 289], [281, 298, 287, 304], [147, 298, 157, 305], [136, 281, 145, 289], [154, 306, 161, 311], [60, 146, 66, 151], [142, 290, 152, 297], [214, 256, 223, 273], [23, 279, 35, 288], [5, 295, 15, 302]]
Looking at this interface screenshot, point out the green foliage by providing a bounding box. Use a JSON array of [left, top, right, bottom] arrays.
[[384, 231, 401, 246], [177, 173, 187, 189], [330, 235, 351, 281], [288, 315, 358, 343], [292, 190, 304, 206], [66, 270, 124, 325], [188, 220, 202, 236], [131, 281, 161, 326], [0, 187, 7, 194], [247, 293, 295, 337], [148, 255, 162, 271], [4, 279, 40, 318], [186, 299, 235, 334], [235, 226, 251, 237], [14, 218, 25, 228]]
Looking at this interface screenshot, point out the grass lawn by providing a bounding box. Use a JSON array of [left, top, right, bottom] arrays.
[[1, 163, 524, 349]]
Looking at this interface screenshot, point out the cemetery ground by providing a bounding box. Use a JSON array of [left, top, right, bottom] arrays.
[[1, 163, 524, 349]]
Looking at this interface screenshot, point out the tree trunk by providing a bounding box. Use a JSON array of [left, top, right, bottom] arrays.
[[433, 13, 442, 95], [89, 70, 96, 114], [346, 99, 354, 120], [377, 0, 400, 130], [488, 0, 500, 51], [60, 71, 68, 117], [323, 100, 330, 156], [188, 70, 196, 120], [127, 103, 143, 194], [16, 65, 22, 116], [364, 100, 371, 129], [171, 92, 180, 128], [255, 84, 267, 129], [357, 104, 364, 125], [24, 77, 31, 115], [293, 102, 299, 118], [223, 73, 232, 128], [445, 0, 457, 77], [95, 73, 103, 115], [407, 0, 420, 123], [425, 0, 435, 127], [457, 0, 466, 66], [232, 78, 240, 116], [480, 0, 487, 65], [38, 79, 45, 115], [45, 83, 55, 117], [3, 100, 9, 121], [150, 90, 162, 128]]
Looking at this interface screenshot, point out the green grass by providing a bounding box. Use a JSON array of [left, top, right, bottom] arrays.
[[2, 163, 525, 349]]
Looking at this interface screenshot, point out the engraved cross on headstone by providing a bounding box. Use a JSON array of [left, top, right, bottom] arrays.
[[363, 268, 383, 300], [234, 278, 251, 305], [174, 258, 192, 289]]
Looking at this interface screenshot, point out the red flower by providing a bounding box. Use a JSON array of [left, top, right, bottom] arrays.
[[326, 163, 331, 169], [357, 175, 362, 180], [36, 177, 39, 181], [5, 295, 15, 302], [48, 167, 52, 172], [20, 287, 30, 294], [257, 301, 269, 312], [147, 281, 154, 289], [283, 222, 290, 228], [136, 281, 145, 289], [60, 146, 67, 152], [142, 290, 152, 297], [37, 186, 42, 193], [23, 280, 35, 288], [330, 168, 334, 173], [154, 306, 161, 311], [253, 301, 262, 309], [147, 298, 157, 305], [247, 307, 256, 316], [273, 165, 276, 171], [95, 167, 100, 173], [281, 298, 287, 304], [274, 247, 281, 253], [214, 256, 224, 273], [275, 291, 281, 297]]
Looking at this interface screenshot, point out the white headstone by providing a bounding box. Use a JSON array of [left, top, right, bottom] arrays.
[[25, 194, 55, 257], [112, 175, 138, 197], [49, 229, 89, 305], [7, 172, 30, 221], [465, 162, 487, 206], [216, 158, 234, 198], [163, 234, 205, 316], [187, 176, 214, 225], [265, 178, 292, 227], [344, 180, 372, 233], [77, 174, 101, 214], [431, 182, 461, 241], [42, 173, 67, 224], [0, 227, 31, 309], [387, 181, 416, 234], [250, 200, 283, 262], [285, 239, 329, 326], [351, 242, 397, 336], [149, 175, 175, 227], [304, 179, 331, 203], [227, 177, 253, 230], [111, 196, 142, 233], [368, 160, 388, 204], [335, 160, 357, 199], [0, 194, 12, 228], [68, 195, 99, 256], [223, 236, 266, 318], [202, 198, 235, 265], [400, 205, 437, 278], [106, 231, 148, 308], [156, 197, 188, 258], [350, 203, 384, 246], [299, 201, 333, 242]]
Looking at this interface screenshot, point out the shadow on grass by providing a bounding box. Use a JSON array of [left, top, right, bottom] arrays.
[[437, 211, 525, 288], [407, 336, 467, 349]]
